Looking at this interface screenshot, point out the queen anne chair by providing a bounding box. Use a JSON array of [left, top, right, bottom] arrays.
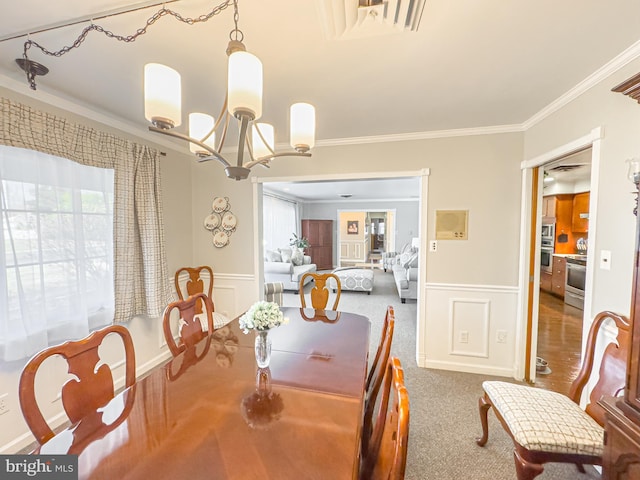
[[174, 265, 214, 313], [360, 356, 409, 480], [163, 292, 214, 357], [362, 306, 396, 454], [476, 310, 631, 480], [19, 325, 136, 445], [299, 272, 341, 310]]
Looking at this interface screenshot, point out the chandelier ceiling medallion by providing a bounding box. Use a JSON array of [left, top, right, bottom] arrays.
[[12, 0, 316, 181]]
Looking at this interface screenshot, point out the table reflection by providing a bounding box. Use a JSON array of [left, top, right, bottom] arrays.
[[299, 308, 341, 323], [240, 368, 284, 430]]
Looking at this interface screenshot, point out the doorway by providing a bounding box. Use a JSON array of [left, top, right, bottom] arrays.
[[519, 127, 601, 386]]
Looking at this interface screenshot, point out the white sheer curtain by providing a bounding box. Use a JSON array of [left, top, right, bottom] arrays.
[[0, 146, 114, 361], [263, 194, 298, 251]]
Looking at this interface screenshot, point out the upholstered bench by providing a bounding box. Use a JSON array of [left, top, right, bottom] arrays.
[[330, 267, 374, 294]]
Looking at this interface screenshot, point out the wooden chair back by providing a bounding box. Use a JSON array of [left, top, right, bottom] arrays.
[[163, 292, 214, 357], [174, 266, 214, 314], [568, 310, 631, 425], [19, 325, 136, 445], [299, 272, 341, 310], [264, 282, 285, 306], [360, 356, 410, 480], [362, 306, 395, 453]]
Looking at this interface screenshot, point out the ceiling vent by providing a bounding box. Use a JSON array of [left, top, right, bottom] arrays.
[[316, 0, 426, 40], [547, 164, 585, 173]]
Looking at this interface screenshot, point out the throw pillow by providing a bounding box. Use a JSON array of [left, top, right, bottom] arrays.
[[402, 252, 419, 269], [291, 248, 304, 266], [266, 249, 282, 262], [279, 247, 293, 263]]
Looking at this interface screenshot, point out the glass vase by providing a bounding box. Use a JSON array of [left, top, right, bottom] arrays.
[[254, 330, 272, 368]]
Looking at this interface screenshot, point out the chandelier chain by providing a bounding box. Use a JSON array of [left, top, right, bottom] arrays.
[[229, 0, 243, 42], [21, 0, 234, 89]]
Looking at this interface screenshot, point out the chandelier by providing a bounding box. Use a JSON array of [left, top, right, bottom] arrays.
[[144, 1, 316, 180], [10, 0, 315, 181]]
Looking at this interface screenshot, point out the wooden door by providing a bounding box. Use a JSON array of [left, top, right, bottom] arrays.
[[302, 220, 333, 270]]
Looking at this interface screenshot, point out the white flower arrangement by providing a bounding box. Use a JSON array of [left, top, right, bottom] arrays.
[[239, 301, 288, 334]]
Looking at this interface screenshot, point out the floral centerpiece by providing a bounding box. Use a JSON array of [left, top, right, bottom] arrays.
[[240, 301, 288, 368], [239, 301, 288, 333]]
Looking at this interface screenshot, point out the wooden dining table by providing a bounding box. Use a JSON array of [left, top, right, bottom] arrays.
[[36, 307, 371, 479]]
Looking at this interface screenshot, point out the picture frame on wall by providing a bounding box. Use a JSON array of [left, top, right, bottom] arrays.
[[347, 220, 359, 235]]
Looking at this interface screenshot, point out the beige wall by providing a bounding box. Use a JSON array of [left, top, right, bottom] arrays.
[[524, 56, 640, 317]]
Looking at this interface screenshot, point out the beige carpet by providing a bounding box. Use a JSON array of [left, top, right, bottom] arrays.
[[283, 269, 600, 480]]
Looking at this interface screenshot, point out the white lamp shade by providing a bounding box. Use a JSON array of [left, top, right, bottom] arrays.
[[144, 63, 181, 127], [252, 123, 274, 159], [290, 102, 315, 150], [227, 51, 262, 120], [188, 112, 216, 154]]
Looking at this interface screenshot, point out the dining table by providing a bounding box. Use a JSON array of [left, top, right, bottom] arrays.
[[35, 307, 371, 479]]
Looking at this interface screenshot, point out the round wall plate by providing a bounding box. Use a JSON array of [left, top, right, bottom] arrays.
[[212, 196, 229, 213], [213, 230, 230, 248], [203, 213, 221, 230], [221, 212, 237, 231]]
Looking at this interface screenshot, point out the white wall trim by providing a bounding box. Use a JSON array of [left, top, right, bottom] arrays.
[[523, 40, 640, 130], [422, 359, 515, 378], [253, 169, 430, 184], [213, 273, 254, 281], [426, 283, 519, 294], [521, 127, 604, 168], [448, 298, 490, 358]]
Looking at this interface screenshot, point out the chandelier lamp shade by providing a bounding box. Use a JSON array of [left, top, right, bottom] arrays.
[[143, 3, 316, 181]]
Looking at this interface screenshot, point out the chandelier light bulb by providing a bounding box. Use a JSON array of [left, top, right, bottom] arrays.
[[227, 51, 263, 120], [252, 123, 275, 159], [290, 102, 315, 152], [144, 63, 181, 129], [188, 113, 216, 154]]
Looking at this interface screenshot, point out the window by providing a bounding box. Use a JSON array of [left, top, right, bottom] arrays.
[[263, 194, 298, 251], [0, 146, 114, 361]]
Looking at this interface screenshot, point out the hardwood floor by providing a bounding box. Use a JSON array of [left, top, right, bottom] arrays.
[[534, 290, 584, 395]]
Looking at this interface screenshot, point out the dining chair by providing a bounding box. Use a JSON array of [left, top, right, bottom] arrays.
[[174, 265, 215, 314], [163, 292, 214, 357], [264, 281, 284, 306], [476, 310, 630, 480], [362, 306, 395, 454], [360, 356, 410, 480], [299, 272, 341, 310], [19, 325, 136, 445]]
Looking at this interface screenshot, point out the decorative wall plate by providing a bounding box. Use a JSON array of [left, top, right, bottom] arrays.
[[203, 213, 221, 231], [213, 229, 230, 248], [221, 212, 237, 231], [212, 196, 230, 213]]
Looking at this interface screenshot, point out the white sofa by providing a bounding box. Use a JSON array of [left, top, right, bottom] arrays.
[[392, 249, 419, 303], [264, 247, 317, 292]]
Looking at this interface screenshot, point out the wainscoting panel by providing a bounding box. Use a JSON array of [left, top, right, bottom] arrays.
[[449, 298, 490, 358], [420, 283, 519, 378], [212, 273, 258, 319]]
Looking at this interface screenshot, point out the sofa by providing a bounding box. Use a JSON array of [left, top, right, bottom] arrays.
[[391, 249, 419, 303], [382, 242, 414, 272], [264, 247, 317, 292]]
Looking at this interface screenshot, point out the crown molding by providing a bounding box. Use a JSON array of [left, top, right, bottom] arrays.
[[523, 39, 640, 130], [316, 123, 524, 148]]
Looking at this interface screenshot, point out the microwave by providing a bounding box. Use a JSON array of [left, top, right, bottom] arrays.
[[541, 223, 555, 240]]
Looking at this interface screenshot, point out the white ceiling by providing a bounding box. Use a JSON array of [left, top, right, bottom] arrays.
[[1, 0, 639, 148]]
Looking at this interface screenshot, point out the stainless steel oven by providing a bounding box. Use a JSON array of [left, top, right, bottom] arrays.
[[540, 247, 553, 272], [565, 257, 586, 310]]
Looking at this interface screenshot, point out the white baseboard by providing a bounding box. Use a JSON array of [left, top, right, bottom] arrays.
[[422, 359, 515, 378]]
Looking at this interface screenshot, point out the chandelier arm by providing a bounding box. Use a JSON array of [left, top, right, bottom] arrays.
[[236, 114, 251, 167], [254, 123, 276, 156], [148, 126, 231, 168], [243, 151, 311, 170], [217, 112, 231, 152]]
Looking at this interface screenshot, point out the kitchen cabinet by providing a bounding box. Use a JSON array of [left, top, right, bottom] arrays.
[[572, 192, 590, 233], [302, 219, 333, 270], [542, 196, 557, 221], [540, 270, 552, 292], [551, 256, 566, 298]]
